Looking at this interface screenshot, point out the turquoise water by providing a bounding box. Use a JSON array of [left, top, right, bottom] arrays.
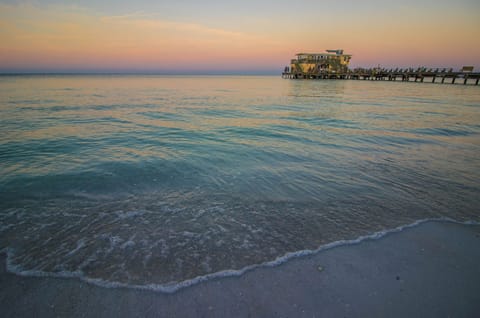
[[1, 75, 479, 289]]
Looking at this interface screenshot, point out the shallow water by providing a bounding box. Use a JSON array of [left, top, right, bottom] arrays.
[[1, 75, 479, 289]]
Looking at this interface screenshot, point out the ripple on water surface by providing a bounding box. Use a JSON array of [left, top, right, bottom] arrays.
[[0, 75, 479, 289]]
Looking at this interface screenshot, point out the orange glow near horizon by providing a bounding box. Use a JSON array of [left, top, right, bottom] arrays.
[[1, 3, 479, 72]]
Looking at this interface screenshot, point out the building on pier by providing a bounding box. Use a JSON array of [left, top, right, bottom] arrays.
[[288, 49, 351, 76]]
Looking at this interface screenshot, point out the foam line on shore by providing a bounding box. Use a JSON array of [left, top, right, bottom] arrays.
[[3, 217, 479, 294]]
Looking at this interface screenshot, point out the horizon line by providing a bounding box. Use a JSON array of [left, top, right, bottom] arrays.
[[0, 71, 281, 76]]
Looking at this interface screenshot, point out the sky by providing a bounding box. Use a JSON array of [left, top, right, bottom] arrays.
[[1, 0, 479, 73]]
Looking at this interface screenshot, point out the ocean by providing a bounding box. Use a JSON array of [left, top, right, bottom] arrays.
[[0, 75, 479, 291]]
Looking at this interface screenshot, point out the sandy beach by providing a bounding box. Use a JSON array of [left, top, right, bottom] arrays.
[[0, 220, 478, 317]]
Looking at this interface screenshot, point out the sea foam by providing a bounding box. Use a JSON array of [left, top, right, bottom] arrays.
[[4, 218, 478, 294]]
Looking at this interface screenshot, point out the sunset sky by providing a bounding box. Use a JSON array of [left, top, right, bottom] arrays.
[[1, 0, 479, 73]]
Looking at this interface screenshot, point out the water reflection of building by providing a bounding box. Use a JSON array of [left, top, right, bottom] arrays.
[[288, 49, 351, 76]]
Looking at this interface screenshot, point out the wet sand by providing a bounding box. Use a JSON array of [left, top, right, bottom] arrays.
[[1, 221, 479, 317]]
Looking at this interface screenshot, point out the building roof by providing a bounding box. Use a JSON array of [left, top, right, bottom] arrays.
[[296, 52, 352, 57], [296, 49, 351, 56]]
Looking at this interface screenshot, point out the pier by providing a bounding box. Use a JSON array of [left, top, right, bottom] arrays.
[[282, 50, 479, 85], [282, 67, 480, 85]]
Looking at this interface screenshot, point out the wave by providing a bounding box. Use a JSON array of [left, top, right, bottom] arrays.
[[4, 217, 478, 294]]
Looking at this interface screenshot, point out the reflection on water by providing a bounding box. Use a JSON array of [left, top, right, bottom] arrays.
[[0, 75, 479, 287]]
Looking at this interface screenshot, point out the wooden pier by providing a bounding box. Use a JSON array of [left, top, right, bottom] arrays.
[[282, 67, 480, 85]]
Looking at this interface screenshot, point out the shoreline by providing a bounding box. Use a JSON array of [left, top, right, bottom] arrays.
[[4, 218, 476, 294], [1, 220, 479, 317]]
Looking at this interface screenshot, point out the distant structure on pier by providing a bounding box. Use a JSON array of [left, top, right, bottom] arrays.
[[287, 49, 352, 76], [282, 49, 479, 85]]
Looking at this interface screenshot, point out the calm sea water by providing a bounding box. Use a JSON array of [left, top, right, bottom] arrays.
[[1, 75, 479, 290]]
